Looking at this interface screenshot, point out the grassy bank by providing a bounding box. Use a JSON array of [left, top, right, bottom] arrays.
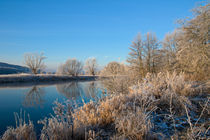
[[0, 74, 100, 84]]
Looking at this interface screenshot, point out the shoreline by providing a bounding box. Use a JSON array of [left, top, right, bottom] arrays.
[[0, 74, 102, 87]]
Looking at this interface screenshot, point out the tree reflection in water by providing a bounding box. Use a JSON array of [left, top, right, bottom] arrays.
[[56, 81, 104, 105], [22, 86, 45, 107], [56, 82, 83, 99], [83, 81, 101, 101]]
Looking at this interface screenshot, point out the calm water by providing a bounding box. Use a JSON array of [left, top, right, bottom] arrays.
[[0, 81, 105, 135]]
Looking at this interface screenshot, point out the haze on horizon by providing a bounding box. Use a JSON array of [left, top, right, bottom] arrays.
[[0, 0, 201, 71]]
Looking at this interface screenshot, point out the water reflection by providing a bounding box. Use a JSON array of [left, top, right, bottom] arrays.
[[0, 81, 105, 136], [22, 86, 45, 107], [100, 76, 129, 94], [56, 82, 83, 99], [56, 81, 105, 103], [83, 81, 101, 100]]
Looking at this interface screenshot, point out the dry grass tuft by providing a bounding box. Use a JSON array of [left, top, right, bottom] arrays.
[[38, 101, 75, 140], [114, 107, 152, 140], [1, 110, 36, 140]]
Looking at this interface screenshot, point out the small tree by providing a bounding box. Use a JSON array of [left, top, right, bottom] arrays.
[[62, 59, 83, 76], [24, 53, 46, 74], [85, 57, 98, 76], [101, 61, 125, 76]]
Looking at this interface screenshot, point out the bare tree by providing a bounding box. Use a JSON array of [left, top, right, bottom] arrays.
[[127, 32, 159, 78], [161, 30, 180, 71], [144, 32, 159, 73], [85, 57, 98, 76], [61, 59, 83, 76], [100, 61, 126, 76], [127, 33, 146, 77], [24, 53, 46, 74]]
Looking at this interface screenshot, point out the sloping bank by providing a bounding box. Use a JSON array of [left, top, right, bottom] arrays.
[[0, 74, 101, 84]]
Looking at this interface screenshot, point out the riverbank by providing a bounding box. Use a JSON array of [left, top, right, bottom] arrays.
[[0, 74, 101, 85], [1, 72, 209, 140]]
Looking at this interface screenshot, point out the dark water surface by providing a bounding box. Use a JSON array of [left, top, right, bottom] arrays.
[[0, 81, 105, 136]]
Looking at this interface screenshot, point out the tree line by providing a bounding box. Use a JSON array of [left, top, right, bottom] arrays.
[[127, 4, 209, 80], [24, 54, 98, 76]]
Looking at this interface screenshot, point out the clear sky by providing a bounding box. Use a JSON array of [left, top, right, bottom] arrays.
[[0, 0, 202, 70]]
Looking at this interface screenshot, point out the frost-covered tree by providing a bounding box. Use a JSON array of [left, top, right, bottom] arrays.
[[176, 3, 210, 80], [61, 59, 83, 76], [24, 53, 46, 74], [127, 33, 145, 77], [101, 61, 125, 76], [85, 57, 98, 76], [161, 30, 180, 71], [127, 32, 159, 77], [144, 32, 159, 73]]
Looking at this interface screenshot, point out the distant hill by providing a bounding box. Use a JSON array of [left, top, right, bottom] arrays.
[[0, 62, 30, 75]]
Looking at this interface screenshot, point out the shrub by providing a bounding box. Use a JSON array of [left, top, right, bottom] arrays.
[[130, 72, 200, 96]]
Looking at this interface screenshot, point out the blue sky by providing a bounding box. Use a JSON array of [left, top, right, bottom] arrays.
[[0, 0, 202, 70]]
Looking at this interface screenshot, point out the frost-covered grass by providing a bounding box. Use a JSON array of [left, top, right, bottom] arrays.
[[1, 72, 209, 140], [1, 110, 36, 140], [130, 72, 209, 97]]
